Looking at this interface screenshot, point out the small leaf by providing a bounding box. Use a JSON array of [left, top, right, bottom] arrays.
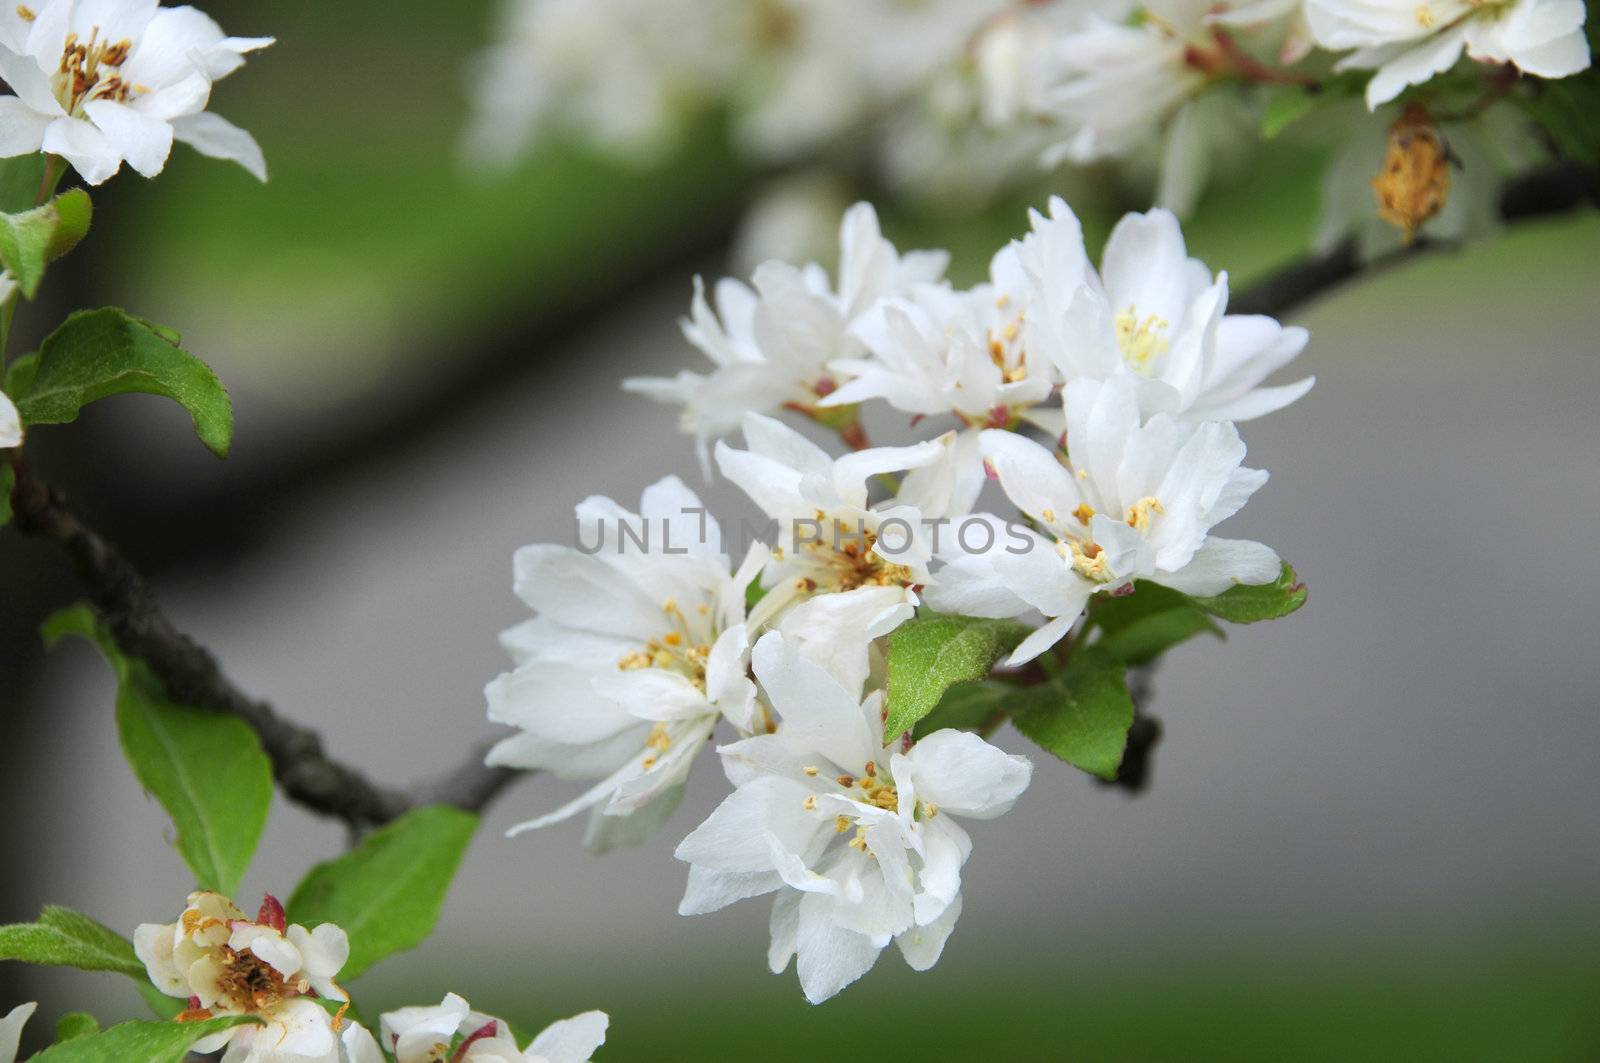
[[1188, 562, 1307, 624], [13, 308, 232, 457], [0, 905, 145, 978], [1008, 646, 1135, 781], [1090, 583, 1221, 666], [44, 604, 273, 896], [287, 805, 478, 981], [1261, 90, 1317, 140], [911, 681, 1011, 740], [0, 189, 92, 298], [883, 614, 1031, 743], [0, 156, 46, 214], [28, 1016, 258, 1063], [5, 351, 38, 397], [54, 1014, 100, 1044]]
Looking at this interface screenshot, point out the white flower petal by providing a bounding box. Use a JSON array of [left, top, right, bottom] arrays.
[[903, 730, 1033, 820], [526, 1010, 609, 1063], [169, 111, 266, 181]]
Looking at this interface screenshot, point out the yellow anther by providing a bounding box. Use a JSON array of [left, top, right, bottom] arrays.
[[1069, 539, 1113, 583], [1073, 503, 1095, 525], [1114, 307, 1171, 373], [836, 774, 855, 787], [17, 5, 36, 21], [1041, 508, 1057, 524], [641, 755, 657, 771], [1415, 5, 1433, 27], [646, 723, 672, 752], [864, 761, 876, 778], [835, 815, 851, 834], [1125, 496, 1165, 533], [924, 802, 939, 818], [802, 795, 818, 811], [803, 765, 819, 777]]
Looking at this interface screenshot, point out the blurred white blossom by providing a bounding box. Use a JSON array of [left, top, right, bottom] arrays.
[[0, 0, 270, 184], [380, 993, 608, 1063], [487, 477, 767, 850], [0, 1002, 34, 1063], [676, 632, 1031, 1003], [1307, 0, 1591, 108], [1, 387, 20, 449]]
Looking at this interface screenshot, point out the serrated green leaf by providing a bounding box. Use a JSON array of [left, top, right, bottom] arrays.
[[28, 1016, 257, 1063], [1188, 562, 1308, 624], [1090, 583, 1222, 666], [883, 614, 1031, 743], [13, 308, 232, 457], [44, 604, 273, 896], [0, 189, 92, 299], [1008, 646, 1135, 781], [287, 805, 478, 981], [54, 1013, 99, 1044], [1, 463, 13, 529], [0, 905, 145, 978], [911, 681, 1012, 740]]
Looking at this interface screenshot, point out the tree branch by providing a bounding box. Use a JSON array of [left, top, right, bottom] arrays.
[[8, 461, 517, 831], [1233, 162, 1598, 318]]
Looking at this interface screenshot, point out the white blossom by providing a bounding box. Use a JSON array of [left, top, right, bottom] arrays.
[[464, 0, 737, 163], [133, 891, 376, 1063], [624, 203, 947, 473], [1, 387, 20, 449], [676, 632, 1031, 1003], [1, 1003, 34, 1063], [1014, 197, 1313, 423], [1307, 0, 1591, 108], [380, 993, 608, 1063], [927, 377, 1280, 663], [0, 0, 270, 185], [487, 476, 767, 850], [715, 412, 971, 694]]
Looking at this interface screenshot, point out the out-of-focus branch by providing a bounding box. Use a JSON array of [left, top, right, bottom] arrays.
[[8, 461, 518, 831], [1233, 162, 1599, 318]]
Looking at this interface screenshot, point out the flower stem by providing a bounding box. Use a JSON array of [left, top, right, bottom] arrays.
[[34, 154, 67, 208]]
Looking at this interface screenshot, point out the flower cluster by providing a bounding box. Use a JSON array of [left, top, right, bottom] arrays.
[[467, 1, 1590, 248], [124, 891, 608, 1063], [490, 196, 1309, 1001], [0, 0, 271, 185]]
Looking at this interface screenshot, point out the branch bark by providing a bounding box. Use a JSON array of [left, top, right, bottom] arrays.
[[8, 460, 516, 831]]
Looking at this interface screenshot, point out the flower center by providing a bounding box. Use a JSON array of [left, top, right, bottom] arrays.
[[800, 515, 916, 593], [618, 598, 712, 690], [47, 22, 143, 116], [1114, 307, 1170, 375], [213, 946, 307, 1013]]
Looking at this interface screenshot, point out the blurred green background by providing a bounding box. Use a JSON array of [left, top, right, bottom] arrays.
[[3, 2, 1599, 1061]]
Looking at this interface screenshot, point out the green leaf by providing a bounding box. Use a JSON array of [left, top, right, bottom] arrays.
[[5, 351, 38, 397], [12, 308, 233, 457], [0, 189, 92, 299], [0, 905, 145, 978], [287, 805, 478, 981], [137, 983, 184, 1020], [44, 604, 273, 896], [0, 156, 46, 214], [28, 1016, 258, 1063], [1, 463, 13, 529], [1008, 646, 1135, 781], [911, 681, 1011, 740], [883, 614, 1031, 743], [1188, 562, 1308, 624], [1090, 583, 1222, 666], [54, 1014, 100, 1044], [1261, 90, 1317, 140]]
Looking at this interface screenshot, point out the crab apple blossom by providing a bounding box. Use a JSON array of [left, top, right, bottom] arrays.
[[928, 377, 1279, 664], [487, 476, 768, 849], [0, 1002, 34, 1063], [1, 388, 20, 449], [380, 993, 608, 1063], [134, 890, 367, 1063], [1307, 0, 1591, 108], [676, 632, 1032, 1004], [715, 413, 974, 695], [624, 202, 947, 473], [0, 0, 272, 185], [1014, 198, 1313, 424]]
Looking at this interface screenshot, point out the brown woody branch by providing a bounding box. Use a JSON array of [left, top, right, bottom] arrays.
[[7, 459, 517, 831]]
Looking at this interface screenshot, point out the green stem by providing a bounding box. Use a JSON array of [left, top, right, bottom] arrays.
[[35, 153, 66, 208]]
